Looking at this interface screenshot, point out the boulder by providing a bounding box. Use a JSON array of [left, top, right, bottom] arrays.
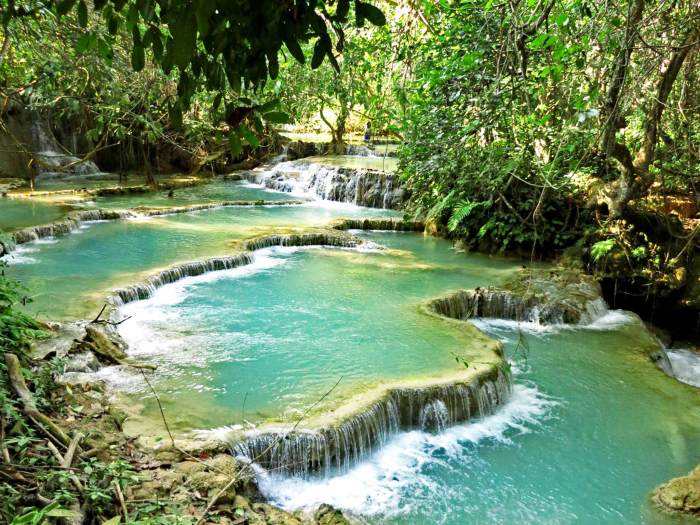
[[653, 464, 700, 517]]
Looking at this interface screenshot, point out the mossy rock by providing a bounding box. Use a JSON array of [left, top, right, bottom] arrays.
[[653, 464, 700, 517], [314, 504, 351, 525]]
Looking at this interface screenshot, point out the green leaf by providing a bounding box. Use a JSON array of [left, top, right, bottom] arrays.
[[78, 0, 88, 27], [311, 40, 325, 69], [239, 126, 260, 147], [355, 1, 386, 27], [591, 239, 616, 261], [75, 33, 93, 53], [284, 36, 305, 64], [228, 131, 242, 157], [101, 517, 121, 525], [168, 12, 197, 69], [336, 0, 351, 20], [56, 0, 77, 16], [263, 111, 290, 124], [131, 43, 145, 71]]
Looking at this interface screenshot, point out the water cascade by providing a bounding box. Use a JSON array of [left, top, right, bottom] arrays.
[[9, 209, 137, 247], [241, 231, 367, 252], [3, 200, 307, 255], [331, 217, 425, 232], [112, 231, 373, 304], [0, 103, 100, 178], [232, 368, 511, 477], [250, 161, 408, 209], [112, 253, 255, 304], [428, 279, 609, 326]]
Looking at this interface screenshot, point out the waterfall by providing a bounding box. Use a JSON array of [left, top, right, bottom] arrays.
[[241, 232, 366, 252], [231, 368, 511, 477], [9, 209, 136, 248], [343, 144, 396, 158], [427, 287, 609, 326], [29, 113, 100, 176], [112, 231, 375, 304], [662, 349, 700, 388], [112, 253, 254, 304], [251, 161, 408, 209], [331, 217, 424, 232], [3, 201, 306, 255], [137, 199, 304, 217]]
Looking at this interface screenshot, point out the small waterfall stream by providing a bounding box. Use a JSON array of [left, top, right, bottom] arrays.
[[428, 288, 609, 326], [232, 369, 511, 478], [250, 161, 408, 209]]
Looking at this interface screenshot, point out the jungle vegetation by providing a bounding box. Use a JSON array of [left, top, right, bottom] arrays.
[[0, 0, 699, 519]]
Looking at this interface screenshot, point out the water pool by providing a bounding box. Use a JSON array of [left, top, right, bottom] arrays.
[[111, 232, 521, 430], [91, 181, 298, 209], [4, 189, 699, 524], [3, 203, 398, 319], [0, 198, 73, 231], [258, 310, 700, 525]]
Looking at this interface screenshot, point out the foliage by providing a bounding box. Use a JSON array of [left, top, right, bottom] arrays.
[[2, 0, 387, 151], [398, 0, 699, 274], [0, 266, 46, 354]]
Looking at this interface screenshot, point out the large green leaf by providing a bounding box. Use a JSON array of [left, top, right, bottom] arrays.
[[228, 131, 242, 157], [311, 40, 325, 69], [77, 0, 88, 27], [131, 43, 145, 71], [355, 1, 386, 27], [168, 12, 197, 70], [263, 111, 290, 124], [284, 36, 305, 64]]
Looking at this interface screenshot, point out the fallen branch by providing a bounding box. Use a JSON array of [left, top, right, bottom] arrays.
[[62, 433, 84, 468]]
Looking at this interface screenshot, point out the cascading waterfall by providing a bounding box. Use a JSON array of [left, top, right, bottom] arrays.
[[428, 288, 609, 326], [242, 232, 365, 252], [112, 232, 373, 304], [9, 209, 137, 247], [112, 253, 254, 304], [251, 161, 408, 209], [331, 217, 425, 232], [2, 200, 307, 255], [134, 199, 305, 217], [232, 368, 511, 478]]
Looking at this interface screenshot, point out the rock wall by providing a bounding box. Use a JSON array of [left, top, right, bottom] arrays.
[[0, 102, 100, 178]]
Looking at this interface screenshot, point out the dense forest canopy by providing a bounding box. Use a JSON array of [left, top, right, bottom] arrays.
[[1, 0, 699, 312]]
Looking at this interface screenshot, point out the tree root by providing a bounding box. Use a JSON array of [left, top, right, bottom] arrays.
[[4, 353, 71, 447]]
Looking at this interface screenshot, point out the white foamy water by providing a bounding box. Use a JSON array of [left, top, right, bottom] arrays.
[[0, 237, 60, 265], [666, 349, 700, 388], [255, 383, 556, 518], [471, 308, 638, 336]]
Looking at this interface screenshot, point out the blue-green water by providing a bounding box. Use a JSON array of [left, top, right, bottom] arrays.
[[111, 233, 520, 429], [3, 185, 699, 524], [3, 203, 397, 319], [91, 181, 297, 209], [0, 198, 72, 231], [257, 293, 700, 525]]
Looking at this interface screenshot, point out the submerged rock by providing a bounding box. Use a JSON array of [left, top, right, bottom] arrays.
[[653, 464, 700, 517]]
